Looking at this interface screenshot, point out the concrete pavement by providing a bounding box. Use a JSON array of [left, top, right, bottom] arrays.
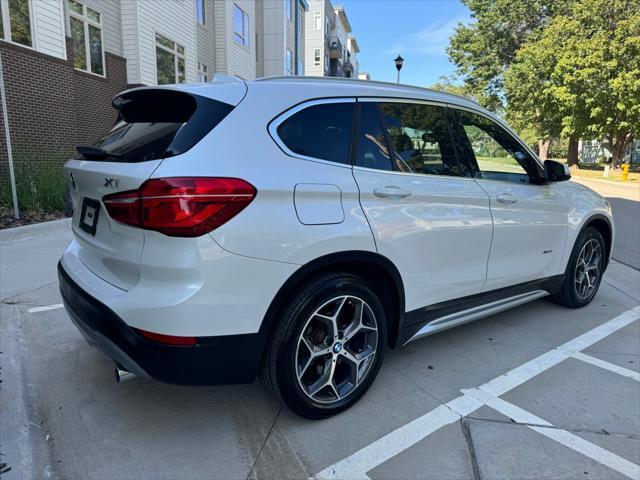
[[571, 177, 640, 270], [1, 219, 639, 479]]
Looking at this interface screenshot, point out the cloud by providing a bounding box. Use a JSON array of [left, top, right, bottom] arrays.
[[383, 17, 465, 57]]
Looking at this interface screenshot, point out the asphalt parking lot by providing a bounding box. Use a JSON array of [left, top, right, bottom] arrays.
[[1, 180, 639, 480]]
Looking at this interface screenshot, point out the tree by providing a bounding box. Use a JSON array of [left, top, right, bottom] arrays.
[[504, 0, 640, 167], [448, 0, 571, 112], [430, 75, 469, 98]]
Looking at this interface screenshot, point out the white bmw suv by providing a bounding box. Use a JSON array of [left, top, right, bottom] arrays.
[[59, 76, 613, 419]]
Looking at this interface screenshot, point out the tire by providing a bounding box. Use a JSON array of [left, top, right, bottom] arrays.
[[552, 227, 606, 308], [261, 273, 387, 419]]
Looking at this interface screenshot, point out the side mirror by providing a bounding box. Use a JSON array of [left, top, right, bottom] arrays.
[[544, 159, 571, 182]]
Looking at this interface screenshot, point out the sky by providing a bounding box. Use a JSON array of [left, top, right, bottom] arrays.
[[338, 0, 472, 87]]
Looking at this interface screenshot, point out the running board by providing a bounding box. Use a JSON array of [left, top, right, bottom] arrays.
[[404, 290, 549, 346]]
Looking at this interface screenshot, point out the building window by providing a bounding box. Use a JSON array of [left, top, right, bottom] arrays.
[[0, 0, 33, 47], [286, 0, 292, 21], [314, 11, 321, 30], [198, 62, 208, 82], [286, 49, 293, 75], [233, 4, 249, 48], [155, 33, 185, 84], [194, 0, 205, 24], [68, 0, 104, 75], [314, 48, 320, 66]]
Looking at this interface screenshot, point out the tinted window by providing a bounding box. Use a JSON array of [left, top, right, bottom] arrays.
[[83, 90, 233, 163], [379, 102, 471, 177], [356, 103, 393, 171], [457, 110, 541, 183], [277, 102, 354, 164]]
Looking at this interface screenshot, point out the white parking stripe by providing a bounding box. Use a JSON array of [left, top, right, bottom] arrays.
[[572, 352, 640, 382], [312, 306, 640, 480], [485, 396, 640, 480], [27, 304, 64, 313], [480, 306, 640, 397]]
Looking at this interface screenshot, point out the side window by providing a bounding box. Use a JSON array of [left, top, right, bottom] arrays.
[[355, 103, 393, 171], [277, 102, 354, 164], [379, 102, 471, 177], [457, 110, 540, 183]]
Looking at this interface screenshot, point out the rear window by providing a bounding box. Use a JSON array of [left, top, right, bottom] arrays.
[[277, 102, 354, 164], [80, 89, 234, 162]]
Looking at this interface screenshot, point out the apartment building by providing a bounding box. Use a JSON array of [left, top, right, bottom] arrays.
[[304, 0, 360, 78], [0, 0, 307, 190], [257, 0, 308, 77]]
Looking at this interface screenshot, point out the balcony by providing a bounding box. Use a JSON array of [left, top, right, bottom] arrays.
[[328, 36, 343, 59]]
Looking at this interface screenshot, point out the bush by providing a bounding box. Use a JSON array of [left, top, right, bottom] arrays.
[[0, 162, 67, 213]]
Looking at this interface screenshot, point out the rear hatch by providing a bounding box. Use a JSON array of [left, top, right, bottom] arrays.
[[65, 83, 245, 290]]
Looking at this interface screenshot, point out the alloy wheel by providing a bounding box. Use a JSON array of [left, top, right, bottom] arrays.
[[574, 238, 602, 300], [295, 295, 379, 404]]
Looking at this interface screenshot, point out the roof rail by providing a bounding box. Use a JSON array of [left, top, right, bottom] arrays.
[[253, 75, 481, 107]]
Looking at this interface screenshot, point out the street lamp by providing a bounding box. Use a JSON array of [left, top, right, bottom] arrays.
[[394, 55, 404, 84]]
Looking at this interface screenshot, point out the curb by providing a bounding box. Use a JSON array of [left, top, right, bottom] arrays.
[[0, 218, 71, 245], [571, 176, 639, 188]]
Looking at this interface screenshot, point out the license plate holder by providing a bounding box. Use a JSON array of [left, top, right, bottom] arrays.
[[80, 198, 100, 236]]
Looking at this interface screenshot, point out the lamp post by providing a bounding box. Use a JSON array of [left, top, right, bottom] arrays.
[[394, 55, 404, 84]]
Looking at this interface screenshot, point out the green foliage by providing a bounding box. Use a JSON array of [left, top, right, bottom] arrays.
[[504, 0, 640, 164], [0, 162, 67, 213], [448, 0, 570, 111], [430, 75, 470, 98]]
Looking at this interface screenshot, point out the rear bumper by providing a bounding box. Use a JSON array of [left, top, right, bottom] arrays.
[[58, 261, 264, 385]]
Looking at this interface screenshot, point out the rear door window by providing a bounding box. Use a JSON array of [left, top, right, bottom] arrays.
[[378, 102, 471, 177], [276, 101, 354, 164], [81, 89, 234, 162], [355, 102, 393, 171]]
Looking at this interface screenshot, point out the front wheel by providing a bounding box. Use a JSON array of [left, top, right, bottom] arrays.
[[552, 227, 606, 308], [261, 273, 387, 419]]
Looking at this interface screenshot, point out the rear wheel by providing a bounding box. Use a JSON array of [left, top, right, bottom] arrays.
[[261, 273, 387, 419], [552, 227, 606, 308]]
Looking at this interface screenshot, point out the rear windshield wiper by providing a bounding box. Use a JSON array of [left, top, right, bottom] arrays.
[[75, 144, 123, 160]]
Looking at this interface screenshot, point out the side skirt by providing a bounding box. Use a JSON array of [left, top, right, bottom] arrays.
[[399, 275, 564, 346]]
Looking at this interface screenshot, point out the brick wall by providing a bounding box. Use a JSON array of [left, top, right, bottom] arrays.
[[0, 38, 129, 209]]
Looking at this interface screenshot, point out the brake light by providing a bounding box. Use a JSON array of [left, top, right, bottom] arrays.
[[135, 328, 197, 346], [103, 177, 256, 237]]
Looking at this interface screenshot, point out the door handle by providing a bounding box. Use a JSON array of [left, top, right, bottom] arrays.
[[373, 186, 412, 200], [496, 193, 518, 205]]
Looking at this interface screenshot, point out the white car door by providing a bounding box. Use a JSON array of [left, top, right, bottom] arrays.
[[352, 99, 493, 317], [451, 107, 570, 291]]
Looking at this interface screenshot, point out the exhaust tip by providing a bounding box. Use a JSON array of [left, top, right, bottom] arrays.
[[114, 364, 136, 383]]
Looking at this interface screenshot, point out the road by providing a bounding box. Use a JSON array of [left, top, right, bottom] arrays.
[[571, 177, 640, 270], [0, 215, 639, 479]]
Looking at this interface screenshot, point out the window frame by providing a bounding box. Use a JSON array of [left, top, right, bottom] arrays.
[[0, 0, 35, 49], [286, 48, 293, 75], [154, 32, 186, 85], [353, 97, 476, 180], [313, 48, 320, 66], [233, 4, 250, 48], [67, 0, 105, 76], [198, 62, 208, 82], [313, 11, 321, 30], [449, 105, 545, 184], [268, 97, 357, 168], [194, 0, 205, 24]]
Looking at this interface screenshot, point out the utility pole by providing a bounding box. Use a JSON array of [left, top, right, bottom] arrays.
[[0, 48, 19, 219]]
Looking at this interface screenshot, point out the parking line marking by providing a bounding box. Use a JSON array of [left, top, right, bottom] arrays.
[[484, 396, 640, 480], [311, 306, 640, 480], [572, 352, 640, 382], [27, 304, 63, 313]]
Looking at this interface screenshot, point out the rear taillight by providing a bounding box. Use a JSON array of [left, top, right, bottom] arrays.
[[103, 177, 256, 237]]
